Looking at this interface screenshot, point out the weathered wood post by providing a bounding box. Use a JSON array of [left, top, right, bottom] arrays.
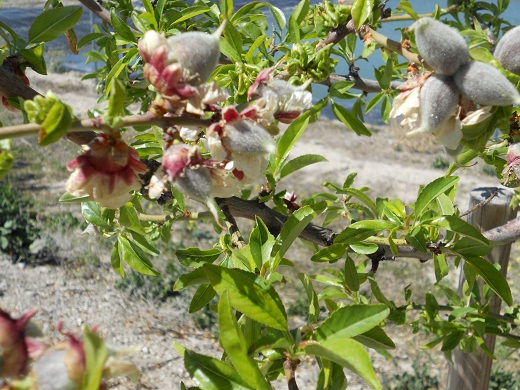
[[447, 187, 517, 390]]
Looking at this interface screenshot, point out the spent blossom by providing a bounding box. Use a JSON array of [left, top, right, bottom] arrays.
[[66, 133, 147, 209], [248, 67, 313, 124], [390, 73, 492, 150], [138, 26, 227, 116]]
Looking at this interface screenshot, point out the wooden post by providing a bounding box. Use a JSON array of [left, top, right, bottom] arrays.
[[447, 187, 517, 390]]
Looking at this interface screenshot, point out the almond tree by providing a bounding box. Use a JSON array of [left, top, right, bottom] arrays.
[[1, 1, 520, 388]]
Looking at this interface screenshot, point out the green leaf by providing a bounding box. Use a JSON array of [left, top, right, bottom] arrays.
[[110, 9, 137, 43], [59, 192, 90, 203], [414, 176, 459, 218], [37, 97, 74, 146], [433, 254, 449, 282], [176, 247, 222, 268], [174, 343, 252, 390], [427, 216, 489, 245], [189, 284, 216, 313], [268, 4, 286, 31], [332, 102, 371, 136], [273, 202, 327, 258], [108, 78, 126, 118], [298, 273, 320, 323], [350, 242, 379, 254], [202, 264, 287, 330], [276, 111, 311, 165], [218, 292, 271, 389], [82, 328, 108, 390], [451, 237, 493, 256], [172, 6, 212, 24], [221, 22, 243, 63], [249, 217, 275, 269], [174, 268, 209, 291], [81, 202, 110, 227], [463, 256, 513, 305], [220, 0, 233, 18], [353, 326, 396, 350], [351, 0, 375, 30], [279, 154, 328, 180], [303, 338, 381, 390], [396, 0, 419, 20], [0, 151, 14, 180], [110, 242, 125, 277], [311, 243, 347, 263], [310, 305, 389, 341], [119, 203, 145, 234], [118, 235, 159, 276], [28, 6, 82, 43], [335, 220, 396, 244], [344, 256, 360, 292], [20, 43, 46, 75]]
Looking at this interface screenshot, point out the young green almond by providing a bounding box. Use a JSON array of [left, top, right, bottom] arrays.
[[167, 22, 225, 84], [412, 17, 469, 75], [454, 61, 520, 106], [417, 74, 460, 133], [494, 25, 520, 75]]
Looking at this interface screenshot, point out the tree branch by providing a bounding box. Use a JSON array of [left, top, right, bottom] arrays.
[[78, 0, 115, 29], [316, 20, 356, 51], [483, 217, 520, 243], [322, 73, 403, 93]]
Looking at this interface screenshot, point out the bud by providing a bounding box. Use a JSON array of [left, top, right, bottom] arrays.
[[418, 74, 460, 133], [66, 133, 147, 209], [494, 25, 520, 75], [166, 22, 225, 84], [502, 143, 520, 187], [454, 61, 520, 106], [0, 309, 36, 379], [412, 17, 469, 75]]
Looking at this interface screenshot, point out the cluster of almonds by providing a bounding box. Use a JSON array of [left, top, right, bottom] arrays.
[[65, 25, 312, 216], [0, 309, 139, 389], [391, 18, 520, 151]]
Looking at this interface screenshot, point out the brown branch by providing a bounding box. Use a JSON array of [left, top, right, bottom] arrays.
[[216, 197, 336, 247], [219, 202, 246, 249], [460, 190, 499, 218], [78, 0, 140, 34], [315, 20, 356, 51], [283, 354, 300, 390], [483, 217, 520, 243], [322, 73, 403, 93]]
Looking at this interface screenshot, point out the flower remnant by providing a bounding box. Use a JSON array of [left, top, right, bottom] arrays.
[[66, 133, 147, 209]]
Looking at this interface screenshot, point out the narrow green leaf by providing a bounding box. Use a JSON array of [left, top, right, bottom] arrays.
[[110, 242, 125, 277], [268, 4, 286, 30], [20, 43, 46, 75], [174, 268, 209, 291], [176, 247, 222, 268], [464, 256, 513, 305], [274, 202, 327, 258], [110, 9, 137, 43], [172, 6, 212, 24], [332, 102, 371, 136], [249, 217, 275, 269], [280, 154, 328, 179], [396, 0, 419, 20], [414, 176, 459, 218], [119, 203, 145, 234], [344, 256, 360, 292], [276, 111, 311, 165], [353, 326, 396, 350], [108, 78, 126, 118], [334, 220, 396, 244], [298, 273, 320, 323], [433, 254, 449, 282], [350, 242, 379, 255], [451, 237, 493, 256], [118, 235, 159, 276], [173, 343, 252, 390], [218, 292, 271, 389], [351, 0, 375, 30], [427, 216, 489, 245], [189, 284, 216, 313], [220, 0, 233, 18], [203, 264, 287, 330], [82, 328, 108, 390], [81, 202, 109, 227], [221, 22, 243, 63], [59, 192, 90, 203], [441, 331, 465, 351], [29, 6, 82, 43], [303, 338, 382, 390], [311, 243, 347, 263], [288, 15, 300, 43], [310, 305, 389, 342]]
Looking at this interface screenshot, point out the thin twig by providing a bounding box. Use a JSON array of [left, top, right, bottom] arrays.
[[315, 20, 356, 51], [321, 73, 403, 93], [380, 4, 459, 22], [460, 190, 499, 218], [218, 201, 246, 249], [283, 354, 300, 390]]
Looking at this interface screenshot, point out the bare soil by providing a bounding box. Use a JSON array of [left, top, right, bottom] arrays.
[[1, 68, 505, 389]]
